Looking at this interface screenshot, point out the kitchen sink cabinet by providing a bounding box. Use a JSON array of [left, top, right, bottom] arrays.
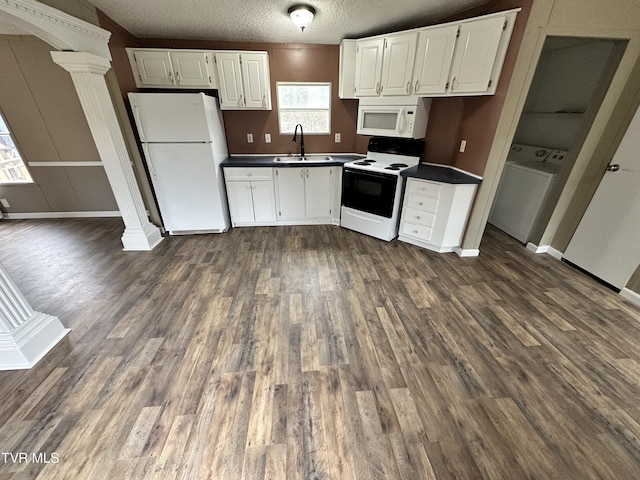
[[127, 49, 216, 89], [224, 168, 276, 226], [275, 167, 336, 223], [354, 31, 417, 97], [214, 51, 272, 110], [399, 178, 476, 252]]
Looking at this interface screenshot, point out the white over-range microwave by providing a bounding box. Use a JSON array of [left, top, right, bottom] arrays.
[[357, 97, 431, 139]]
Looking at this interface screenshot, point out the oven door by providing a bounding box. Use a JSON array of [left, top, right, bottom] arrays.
[[342, 168, 398, 218]]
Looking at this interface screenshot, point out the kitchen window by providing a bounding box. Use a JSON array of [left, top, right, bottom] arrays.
[[0, 112, 33, 184], [277, 82, 331, 134]]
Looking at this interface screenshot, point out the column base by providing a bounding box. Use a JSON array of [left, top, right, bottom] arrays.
[[0, 312, 70, 371], [121, 223, 164, 251]]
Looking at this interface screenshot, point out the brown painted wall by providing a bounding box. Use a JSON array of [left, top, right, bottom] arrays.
[[97, 11, 139, 97], [423, 0, 533, 175]]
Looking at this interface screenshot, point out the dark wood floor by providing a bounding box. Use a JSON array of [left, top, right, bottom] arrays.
[[1, 218, 639, 479]]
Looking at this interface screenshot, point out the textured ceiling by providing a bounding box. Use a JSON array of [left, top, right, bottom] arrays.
[[89, 0, 490, 44]]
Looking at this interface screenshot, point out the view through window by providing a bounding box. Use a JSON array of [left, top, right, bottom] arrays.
[[277, 82, 331, 134], [0, 112, 33, 183]]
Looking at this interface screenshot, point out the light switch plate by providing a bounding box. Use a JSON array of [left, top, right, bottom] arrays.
[[0, 199, 9, 208], [265, 134, 271, 143], [459, 140, 467, 152], [335, 133, 341, 143], [247, 133, 254, 143]]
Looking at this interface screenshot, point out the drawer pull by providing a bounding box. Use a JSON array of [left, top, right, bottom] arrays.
[[421, 187, 426, 191], [418, 202, 423, 206], [413, 230, 419, 234], [416, 216, 421, 220]]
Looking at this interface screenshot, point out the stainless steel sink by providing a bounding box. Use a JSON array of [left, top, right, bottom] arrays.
[[273, 155, 333, 163]]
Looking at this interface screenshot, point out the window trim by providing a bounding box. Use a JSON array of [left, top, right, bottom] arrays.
[[276, 81, 332, 135], [0, 111, 34, 185]]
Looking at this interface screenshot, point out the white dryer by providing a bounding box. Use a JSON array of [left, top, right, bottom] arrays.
[[489, 145, 566, 243]]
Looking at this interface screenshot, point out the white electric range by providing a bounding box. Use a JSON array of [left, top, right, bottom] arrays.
[[341, 137, 423, 241]]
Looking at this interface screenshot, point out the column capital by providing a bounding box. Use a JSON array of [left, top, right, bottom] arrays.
[[51, 51, 111, 75]]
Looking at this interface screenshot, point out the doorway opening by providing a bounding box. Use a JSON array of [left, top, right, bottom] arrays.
[[487, 36, 626, 247]]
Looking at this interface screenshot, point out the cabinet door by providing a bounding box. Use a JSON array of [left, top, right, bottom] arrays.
[[449, 15, 506, 94], [215, 52, 245, 109], [354, 38, 384, 97], [226, 181, 255, 224], [380, 32, 418, 96], [305, 167, 333, 218], [276, 168, 306, 220], [170, 51, 212, 87], [251, 181, 277, 222], [241, 53, 272, 110], [133, 50, 175, 86], [413, 25, 458, 95]]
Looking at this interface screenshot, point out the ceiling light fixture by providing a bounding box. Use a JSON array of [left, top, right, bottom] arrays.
[[288, 5, 315, 32]]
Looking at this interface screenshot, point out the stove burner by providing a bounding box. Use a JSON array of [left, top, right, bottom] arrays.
[[365, 159, 376, 162], [389, 163, 408, 167], [385, 166, 401, 171], [354, 161, 372, 166]]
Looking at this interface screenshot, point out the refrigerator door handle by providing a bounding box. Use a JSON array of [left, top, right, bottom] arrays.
[[133, 106, 147, 142], [141, 144, 157, 177]]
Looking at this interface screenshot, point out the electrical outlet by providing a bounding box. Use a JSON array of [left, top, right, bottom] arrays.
[[0, 199, 9, 208], [265, 134, 271, 143], [335, 133, 341, 143], [247, 133, 254, 143], [459, 140, 467, 152]]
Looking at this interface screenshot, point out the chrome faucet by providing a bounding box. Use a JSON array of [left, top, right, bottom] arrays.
[[292, 124, 305, 157]]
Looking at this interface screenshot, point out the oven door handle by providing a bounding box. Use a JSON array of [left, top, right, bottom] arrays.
[[344, 167, 399, 180], [397, 108, 406, 135]]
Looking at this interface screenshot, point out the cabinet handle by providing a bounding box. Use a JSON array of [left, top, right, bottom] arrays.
[[175, 71, 181, 84], [168, 71, 175, 84], [418, 202, 424, 206], [247, 172, 252, 177], [451, 76, 456, 90], [239, 94, 244, 106], [421, 187, 426, 191], [300, 169, 304, 178], [406, 82, 410, 94], [413, 230, 419, 234], [262, 95, 266, 107], [416, 216, 421, 220], [415, 80, 420, 92], [376, 82, 380, 95]]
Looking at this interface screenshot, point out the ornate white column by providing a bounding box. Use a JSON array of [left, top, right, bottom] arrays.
[[51, 51, 163, 251], [0, 262, 69, 370]]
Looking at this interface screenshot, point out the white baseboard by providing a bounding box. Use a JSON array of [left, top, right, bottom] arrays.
[[5, 211, 121, 219], [525, 242, 563, 260], [454, 247, 480, 257], [620, 288, 640, 307]]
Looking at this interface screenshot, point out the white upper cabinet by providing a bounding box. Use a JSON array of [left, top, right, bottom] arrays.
[[214, 51, 272, 110], [355, 32, 417, 97], [380, 32, 418, 96], [170, 51, 213, 87], [128, 49, 215, 89], [413, 24, 458, 95], [354, 38, 385, 97], [347, 9, 519, 98], [448, 15, 507, 95]]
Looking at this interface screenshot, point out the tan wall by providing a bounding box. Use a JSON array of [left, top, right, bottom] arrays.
[[0, 34, 117, 214]]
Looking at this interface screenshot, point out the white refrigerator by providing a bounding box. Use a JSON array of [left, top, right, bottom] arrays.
[[128, 92, 230, 235]]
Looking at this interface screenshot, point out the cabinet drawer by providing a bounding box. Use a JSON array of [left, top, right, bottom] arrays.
[[401, 222, 433, 241], [408, 179, 441, 198], [404, 208, 435, 227], [405, 194, 438, 213], [224, 167, 273, 181]]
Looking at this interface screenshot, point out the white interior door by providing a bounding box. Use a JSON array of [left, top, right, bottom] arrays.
[[563, 106, 640, 289]]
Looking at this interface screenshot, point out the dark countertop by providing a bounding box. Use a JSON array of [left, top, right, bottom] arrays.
[[221, 154, 365, 168], [401, 164, 482, 184]]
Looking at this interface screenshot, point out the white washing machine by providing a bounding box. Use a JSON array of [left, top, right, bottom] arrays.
[[489, 145, 566, 243]]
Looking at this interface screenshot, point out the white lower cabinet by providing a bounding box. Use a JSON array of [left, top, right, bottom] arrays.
[[398, 178, 477, 252], [275, 167, 337, 223], [224, 167, 276, 226], [224, 166, 340, 227]]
